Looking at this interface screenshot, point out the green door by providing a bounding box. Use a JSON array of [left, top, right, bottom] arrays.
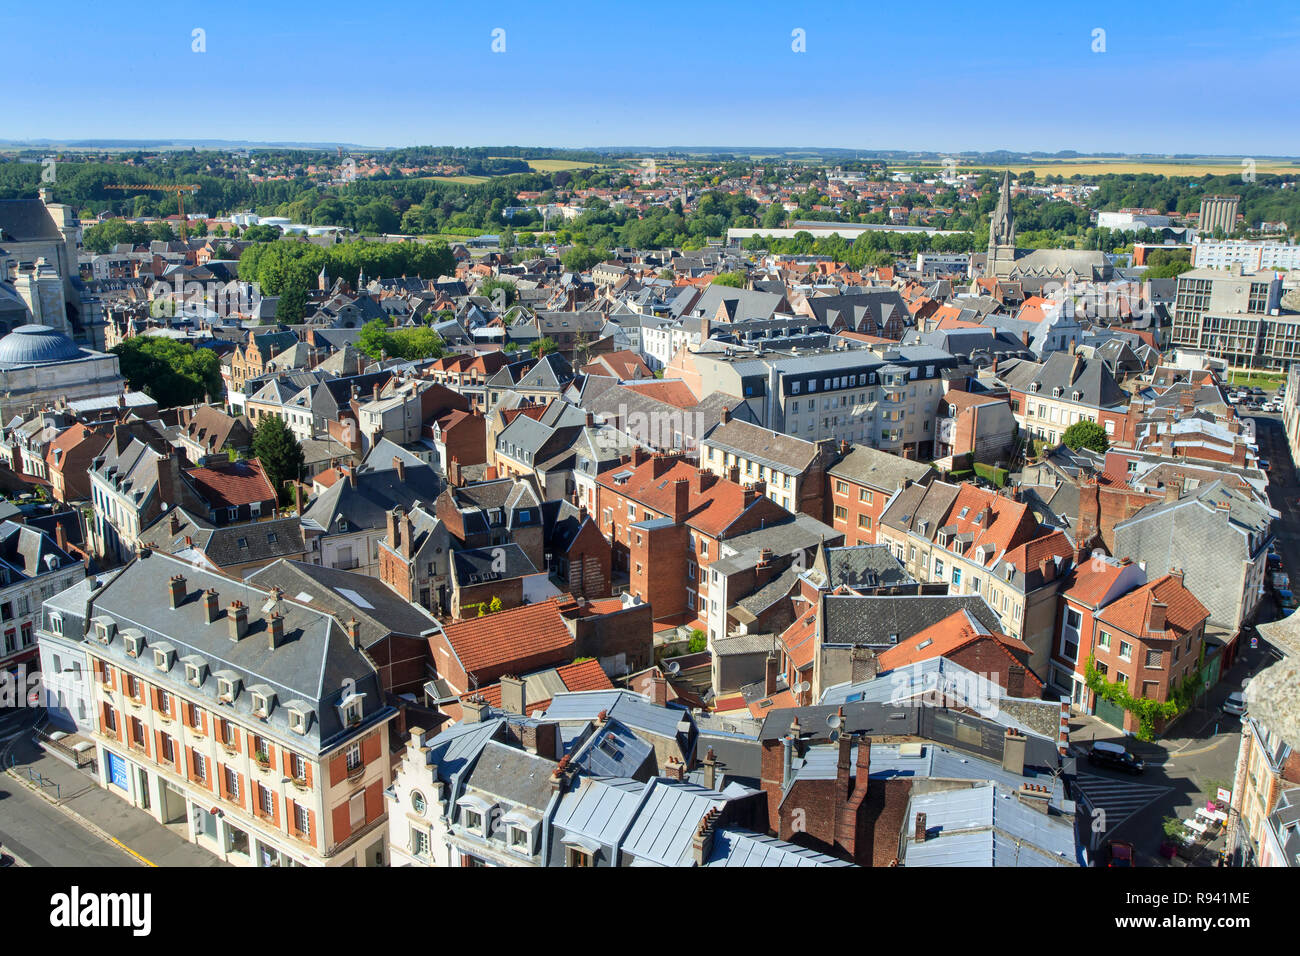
[[1095, 694, 1126, 730]]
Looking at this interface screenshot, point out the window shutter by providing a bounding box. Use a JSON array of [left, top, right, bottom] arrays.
[[364, 780, 383, 824], [307, 809, 317, 847], [235, 773, 246, 809], [303, 759, 313, 789], [186, 746, 195, 782], [329, 752, 347, 786], [332, 802, 352, 844], [282, 749, 293, 777], [361, 732, 380, 765], [154, 730, 164, 763], [150, 687, 160, 711]]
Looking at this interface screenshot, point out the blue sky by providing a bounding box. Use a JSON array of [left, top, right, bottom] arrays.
[[4, 0, 1298, 154]]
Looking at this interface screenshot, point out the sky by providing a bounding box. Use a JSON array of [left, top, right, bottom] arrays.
[[4, 0, 1299, 155]]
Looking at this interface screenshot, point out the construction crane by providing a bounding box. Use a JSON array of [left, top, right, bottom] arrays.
[[105, 184, 201, 239]]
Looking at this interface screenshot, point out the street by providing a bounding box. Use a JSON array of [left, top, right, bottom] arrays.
[[1071, 411, 1294, 866]]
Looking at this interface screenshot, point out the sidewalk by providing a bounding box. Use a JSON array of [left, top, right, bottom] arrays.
[[4, 729, 224, 867]]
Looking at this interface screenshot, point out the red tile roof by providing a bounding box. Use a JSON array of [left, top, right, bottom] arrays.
[[1063, 559, 1131, 608], [1096, 573, 1209, 640], [619, 380, 699, 408], [1000, 528, 1075, 576], [439, 597, 575, 675], [778, 606, 819, 670], [598, 454, 789, 539], [458, 658, 612, 714], [185, 458, 275, 509], [876, 609, 1031, 671]]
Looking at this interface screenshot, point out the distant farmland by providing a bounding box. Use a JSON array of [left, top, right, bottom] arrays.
[[901, 157, 1299, 178]]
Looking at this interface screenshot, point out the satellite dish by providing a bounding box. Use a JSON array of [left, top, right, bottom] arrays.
[[827, 713, 842, 730], [665, 661, 681, 677], [795, 681, 810, 695]]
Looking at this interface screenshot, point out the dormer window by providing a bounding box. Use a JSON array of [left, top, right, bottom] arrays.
[[183, 658, 207, 687], [217, 675, 241, 703], [122, 629, 145, 659], [287, 704, 313, 735], [94, 617, 116, 645], [252, 691, 274, 718], [339, 694, 363, 728], [153, 645, 175, 672]]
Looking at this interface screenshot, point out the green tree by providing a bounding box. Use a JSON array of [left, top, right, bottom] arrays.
[[1062, 419, 1109, 453], [478, 278, 517, 308], [711, 270, 746, 288], [275, 278, 309, 324], [111, 338, 223, 408], [251, 415, 305, 506], [532, 336, 558, 358]]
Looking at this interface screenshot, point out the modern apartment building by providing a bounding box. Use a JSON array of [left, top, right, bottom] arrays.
[[1192, 238, 1300, 273], [1171, 267, 1292, 370], [43, 551, 397, 867]]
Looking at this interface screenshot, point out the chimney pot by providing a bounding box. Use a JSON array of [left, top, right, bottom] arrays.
[[168, 574, 187, 608], [228, 600, 248, 641], [202, 588, 220, 624], [914, 812, 928, 842], [267, 612, 284, 649]]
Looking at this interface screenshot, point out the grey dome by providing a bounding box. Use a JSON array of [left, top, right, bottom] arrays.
[[0, 325, 83, 368]]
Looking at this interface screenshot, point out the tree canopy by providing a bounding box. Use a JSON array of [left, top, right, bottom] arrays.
[[110, 338, 223, 409], [1062, 419, 1110, 454], [356, 319, 445, 361], [251, 415, 305, 506]]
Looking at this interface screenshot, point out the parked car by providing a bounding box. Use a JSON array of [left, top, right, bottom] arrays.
[[1105, 841, 1135, 867], [1223, 692, 1247, 717], [1260, 458, 1272, 470], [1088, 740, 1146, 774]]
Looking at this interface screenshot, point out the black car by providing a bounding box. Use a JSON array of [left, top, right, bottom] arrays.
[[1087, 741, 1146, 774]]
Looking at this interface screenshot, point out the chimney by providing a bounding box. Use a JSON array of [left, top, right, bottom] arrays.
[[631, 446, 648, 468], [462, 695, 489, 723], [393, 456, 406, 482], [1002, 728, 1026, 776], [857, 735, 871, 782], [850, 645, 878, 683], [345, 617, 361, 648], [267, 612, 285, 649], [386, 507, 402, 550], [649, 672, 668, 706], [345, 465, 357, 489], [54, 521, 67, 553], [228, 601, 248, 641], [765, 651, 779, 696], [691, 807, 720, 865], [757, 548, 772, 569], [500, 674, 526, 715], [702, 747, 718, 791], [670, 478, 690, 521], [167, 574, 187, 608], [1017, 783, 1052, 814], [693, 468, 716, 494], [663, 755, 686, 781], [202, 589, 220, 624], [372, 383, 380, 403], [914, 812, 928, 842], [719, 405, 730, 425], [728, 464, 740, 483], [1039, 557, 1056, 582], [168, 511, 182, 535], [1005, 663, 1026, 699], [836, 723, 853, 793]]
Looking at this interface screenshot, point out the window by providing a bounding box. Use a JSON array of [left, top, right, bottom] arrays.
[[221, 719, 237, 747], [1145, 649, 1163, 669], [345, 742, 362, 772], [258, 784, 274, 816], [857, 514, 871, 530], [160, 733, 175, 763], [835, 480, 849, 495], [1119, 641, 1133, 661], [294, 803, 311, 837], [834, 506, 848, 522], [193, 752, 208, 783], [224, 766, 240, 800], [462, 808, 483, 833], [509, 826, 531, 854], [933, 558, 944, 578], [290, 752, 307, 781], [951, 567, 962, 587], [411, 791, 427, 815], [411, 828, 430, 858], [1115, 671, 1129, 687], [566, 846, 593, 867], [1098, 631, 1111, 650]]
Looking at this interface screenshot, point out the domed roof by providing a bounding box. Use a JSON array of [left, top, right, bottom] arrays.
[[0, 325, 84, 368]]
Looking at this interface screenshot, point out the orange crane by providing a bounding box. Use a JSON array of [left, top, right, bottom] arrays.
[[105, 184, 201, 239]]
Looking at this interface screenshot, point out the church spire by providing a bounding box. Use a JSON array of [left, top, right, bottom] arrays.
[[987, 171, 1017, 276]]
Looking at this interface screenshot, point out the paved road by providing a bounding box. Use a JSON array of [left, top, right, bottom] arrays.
[[0, 772, 137, 867]]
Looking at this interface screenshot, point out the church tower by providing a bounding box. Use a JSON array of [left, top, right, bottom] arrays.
[[986, 171, 1017, 276]]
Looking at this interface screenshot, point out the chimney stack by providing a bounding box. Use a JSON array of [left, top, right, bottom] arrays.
[[719, 406, 730, 425], [649, 672, 668, 707], [914, 812, 928, 842], [345, 617, 361, 648], [393, 456, 406, 482], [500, 674, 526, 715], [228, 601, 248, 641], [765, 651, 779, 696], [462, 695, 489, 724], [267, 612, 285, 649], [167, 574, 187, 609], [1002, 727, 1026, 776], [702, 747, 718, 791], [202, 589, 220, 624]]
